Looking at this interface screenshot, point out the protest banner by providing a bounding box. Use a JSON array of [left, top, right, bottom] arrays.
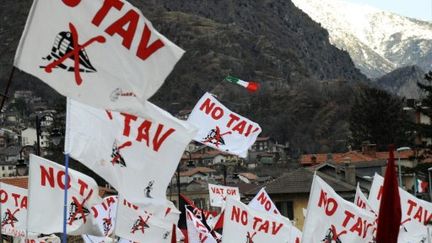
[[208, 184, 240, 208], [302, 175, 376, 242], [222, 198, 292, 243], [14, 0, 184, 113], [188, 93, 261, 157]]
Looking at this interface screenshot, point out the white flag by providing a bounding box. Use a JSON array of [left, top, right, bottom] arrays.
[[28, 154, 102, 235], [208, 184, 240, 208], [248, 188, 302, 243], [186, 208, 217, 243], [248, 188, 281, 215], [82, 195, 118, 241], [0, 182, 27, 238], [14, 0, 184, 112], [115, 196, 174, 243], [83, 196, 181, 242], [302, 175, 376, 243], [15, 234, 61, 243], [354, 184, 375, 214], [187, 93, 261, 157], [369, 173, 432, 242], [82, 235, 135, 243], [222, 198, 291, 243], [82, 235, 114, 243], [65, 98, 196, 202], [139, 199, 181, 225]]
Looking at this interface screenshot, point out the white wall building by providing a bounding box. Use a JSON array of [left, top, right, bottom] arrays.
[[0, 163, 16, 178], [21, 128, 37, 146]]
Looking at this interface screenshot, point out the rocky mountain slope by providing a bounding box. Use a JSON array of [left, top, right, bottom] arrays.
[[376, 65, 426, 99], [292, 0, 432, 79]]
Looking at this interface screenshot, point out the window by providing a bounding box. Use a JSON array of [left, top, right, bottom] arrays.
[[193, 198, 206, 209], [275, 201, 294, 220], [8, 166, 12, 170]]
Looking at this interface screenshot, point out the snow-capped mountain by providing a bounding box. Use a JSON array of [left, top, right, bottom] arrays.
[[292, 0, 432, 78]]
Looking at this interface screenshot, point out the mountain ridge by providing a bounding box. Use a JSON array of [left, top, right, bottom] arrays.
[[376, 65, 425, 99], [292, 0, 432, 79]]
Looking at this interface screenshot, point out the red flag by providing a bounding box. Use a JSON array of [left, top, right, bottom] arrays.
[[178, 194, 218, 243], [212, 210, 224, 231], [171, 224, 176, 243], [376, 145, 401, 243]]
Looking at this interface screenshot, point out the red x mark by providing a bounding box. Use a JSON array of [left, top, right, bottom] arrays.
[[246, 231, 257, 243], [68, 189, 94, 225], [400, 218, 411, 226], [105, 110, 113, 120], [102, 209, 113, 235], [131, 215, 150, 234], [199, 232, 208, 243], [400, 218, 411, 232], [44, 22, 105, 85], [326, 225, 347, 242], [2, 208, 19, 227], [111, 141, 132, 165], [103, 210, 112, 226], [203, 126, 232, 148]]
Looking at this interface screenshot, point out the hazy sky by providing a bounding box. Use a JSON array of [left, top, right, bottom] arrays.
[[345, 0, 432, 21]]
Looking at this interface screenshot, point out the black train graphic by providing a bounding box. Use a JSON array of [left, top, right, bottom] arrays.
[[42, 31, 97, 72]]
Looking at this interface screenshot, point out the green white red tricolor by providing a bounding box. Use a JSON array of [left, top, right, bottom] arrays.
[[224, 76, 260, 92]]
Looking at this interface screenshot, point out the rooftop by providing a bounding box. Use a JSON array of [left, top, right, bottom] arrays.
[[300, 149, 414, 165], [246, 167, 355, 195], [0, 177, 28, 189], [179, 167, 216, 177]]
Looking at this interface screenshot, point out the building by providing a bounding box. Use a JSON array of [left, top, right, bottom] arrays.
[[0, 146, 20, 164], [404, 99, 432, 146], [0, 128, 19, 148], [13, 90, 33, 103], [249, 136, 290, 164], [299, 143, 417, 190], [180, 148, 242, 167], [0, 177, 28, 189], [251, 137, 273, 152], [21, 127, 37, 146], [178, 167, 217, 183], [0, 161, 17, 178], [246, 167, 356, 229]]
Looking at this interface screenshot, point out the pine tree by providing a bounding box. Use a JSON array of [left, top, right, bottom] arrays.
[[416, 71, 432, 142], [349, 85, 412, 151], [415, 71, 432, 162]]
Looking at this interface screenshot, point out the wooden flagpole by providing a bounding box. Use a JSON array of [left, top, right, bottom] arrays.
[[0, 67, 16, 113]]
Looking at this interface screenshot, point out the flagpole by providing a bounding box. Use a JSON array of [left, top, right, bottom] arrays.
[[111, 195, 121, 243], [0, 67, 16, 113], [176, 165, 181, 208], [0, 183, 3, 243], [62, 153, 70, 243], [25, 155, 33, 243], [110, 200, 119, 243], [62, 98, 72, 243]]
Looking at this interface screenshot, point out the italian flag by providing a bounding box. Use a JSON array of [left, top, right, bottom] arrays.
[[224, 76, 260, 92], [416, 179, 429, 193]]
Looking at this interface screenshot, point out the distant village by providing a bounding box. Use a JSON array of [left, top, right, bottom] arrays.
[[0, 89, 430, 229]]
